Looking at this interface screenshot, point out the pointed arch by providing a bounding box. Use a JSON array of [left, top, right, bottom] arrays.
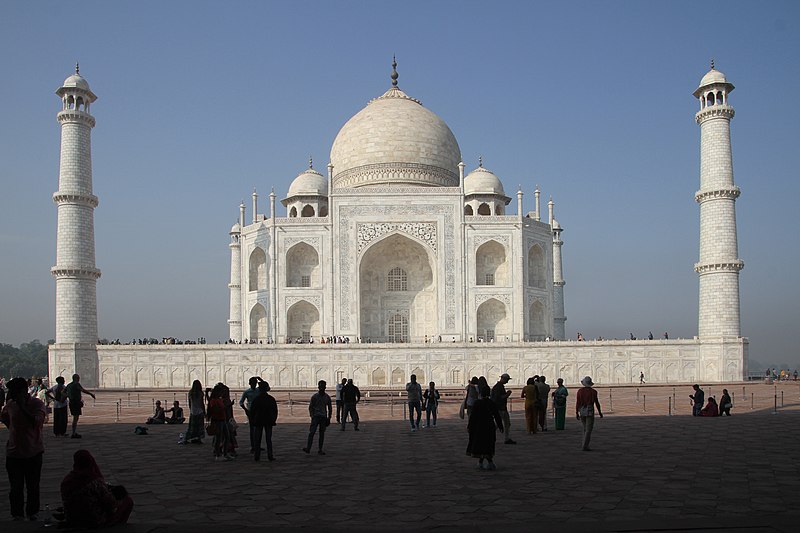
[[249, 247, 267, 291], [476, 298, 509, 342], [372, 367, 386, 386], [527, 244, 546, 288], [249, 303, 267, 342], [289, 206, 298, 217], [286, 242, 319, 287], [391, 367, 404, 385], [529, 300, 547, 340], [476, 240, 508, 286], [477, 203, 491, 215], [464, 204, 474, 215], [286, 300, 320, 343], [301, 205, 315, 217]]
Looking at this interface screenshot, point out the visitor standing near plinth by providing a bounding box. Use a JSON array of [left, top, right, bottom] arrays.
[[303, 380, 332, 455], [341, 379, 361, 431], [575, 376, 603, 451], [552, 378, 568, 430], [185, 380, 205, 444], [335, 378, 346, 424], [46, 376, 69, 436], [1, 377, 46, 521], [689, 384, 705, 417], [422, 381, 440, 428], [521, 377, 539, 434], [65, 374, 95, 439], [466, 382, 504, 470], [239, 376, 261, 454], [250, 381, 277, 462], [207, 384, 233, 461], [406, 374, 423, 432], [491, 373, 516, 444], [536, 375, 551, 431]]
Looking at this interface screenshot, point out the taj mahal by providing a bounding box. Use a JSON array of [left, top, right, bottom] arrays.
[[48, 60, 748, 389]]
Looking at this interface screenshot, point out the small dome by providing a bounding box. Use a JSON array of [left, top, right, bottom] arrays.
[[62, 73, 91, 91], [230, 222, 241, 234], [552, 219, 561, 230], [699, 68, 728, 87], [286, 168, 328, 198], [464, 166, 505, 196]]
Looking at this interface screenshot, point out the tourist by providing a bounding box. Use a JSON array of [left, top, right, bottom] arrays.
[[491, 373, 516, 444], [341, 378, 360, 431], [422, 381, 440, 428], [700, 396, 719, 417], [165, 401, 185, 424], [536, 375, 551, 431], [639, 372, 646, 384], [575, 376, 603, 451], [1, 377, 46, 521], [466, 382, 504, 470], [719, 389, 732, 416], [552, 378, 569, 430], [185, 380, 205, 444], [406, 374, 423, 432], [521, 377, 539, 434], [303, 380, 332, 455], [60, 450, 133, 528], [34, 379, 50, 424], [335, 377, 346, 424], [793, 370, 798, 381], [65, 374, 96, 439], [46, 376, 69, 436], [221, 384, 238, 457], [689, 384, 705, 417], [462, 376, 479, 420], [239, 376, 261, 453], [249, 381, 277, 461], [146, 400, 166, 424], [207, 383, 233, 461]]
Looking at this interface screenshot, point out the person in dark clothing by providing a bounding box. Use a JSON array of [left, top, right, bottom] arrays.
[[719, 389, 732, 416], [690, 384, 705, 417], [340, 379, 361, 431], [249, 381, 278, 461], [467, 384, 504, 470]]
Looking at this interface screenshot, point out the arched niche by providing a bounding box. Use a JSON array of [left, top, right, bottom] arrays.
[[249, 247, 267, 291], [286, 242, 319, 287], [359, 233, 436, 343], [286, 300, 320, 342], [476, 298, 509, 342], [527, 244, 546, 289], [301, 205, 315, 217], [476, 240, 508, 286], [528, 300, 547, 340], [249, 303, 267, 342]]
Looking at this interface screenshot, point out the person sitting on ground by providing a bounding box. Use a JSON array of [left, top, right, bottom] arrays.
[[165, 401, 185, 424], [700, 396, 719, 417], [60, 449, 134, 528], [146, 400, 166, 424]]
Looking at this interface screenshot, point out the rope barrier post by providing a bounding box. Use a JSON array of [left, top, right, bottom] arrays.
[[751, 392, 754, 410], [115, 401, 120, 423], [668, 396, 672, 416], [390, 396, 394, 417], [289, 393, 293, 416], [137, 394, 140, 406], [127, 393, 131, 407], [781, 390, 784, 407], [173, 392, 176, 403], [403, 393, 407, 420], [732, 391, 735, 407], [742, 385, 745, 399], [636, 387, 640, 403], [773, 391, 778, 415], [608, 389, 613, 413], [643, 394, 646, 412]]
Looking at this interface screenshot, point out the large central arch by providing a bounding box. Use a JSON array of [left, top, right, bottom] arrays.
[[359, 233, 436, 342]]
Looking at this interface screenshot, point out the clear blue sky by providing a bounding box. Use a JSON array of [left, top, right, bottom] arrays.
[[1, 1, 798, 368]]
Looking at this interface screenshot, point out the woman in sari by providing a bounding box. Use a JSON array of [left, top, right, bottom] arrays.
[[185, 380, 205, 443], [207, 383, 233, 460], [552, 378, 569, 430], [700, 396, 719, 417], [466, 383, 504, 470], [60, 449, 133, 528]]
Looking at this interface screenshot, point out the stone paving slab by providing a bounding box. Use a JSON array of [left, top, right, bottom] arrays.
[[1, 383, 799, 531]]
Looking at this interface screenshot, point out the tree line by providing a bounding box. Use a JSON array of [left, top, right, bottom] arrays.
[[0, 339, 52, 379]]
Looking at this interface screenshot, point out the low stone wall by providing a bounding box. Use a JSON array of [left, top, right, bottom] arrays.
[[48, 336, 749, 389]]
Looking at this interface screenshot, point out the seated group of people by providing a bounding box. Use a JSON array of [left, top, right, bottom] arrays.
[[700, 388, 732, 417], [145, 400, 185, 424]]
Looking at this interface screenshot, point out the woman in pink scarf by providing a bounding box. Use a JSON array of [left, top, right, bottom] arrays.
[[60, 449, 134, 527]]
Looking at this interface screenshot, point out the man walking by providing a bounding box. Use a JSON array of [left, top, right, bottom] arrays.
[[406, 374, 423, 432], [689, 384, 705, 417], [239, 376, 262, 453], [491, 373, 516, 444], [575, 376, 603, 451], [250, 381, 278, 461], [303, 380, 332, 455], [341, 379, 361, 431], [65, 374, 95, 439]]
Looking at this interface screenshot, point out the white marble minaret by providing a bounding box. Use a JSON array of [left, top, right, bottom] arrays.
[[693, 63, 744, 338], [50, 65, 101, 386], [548, 198, 566, 340]]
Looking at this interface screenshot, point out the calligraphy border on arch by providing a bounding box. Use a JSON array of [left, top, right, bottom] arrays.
[[357, 222, 437, 254]]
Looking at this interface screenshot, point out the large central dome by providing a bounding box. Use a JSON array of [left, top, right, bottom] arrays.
[[330, 83, 462, 189]]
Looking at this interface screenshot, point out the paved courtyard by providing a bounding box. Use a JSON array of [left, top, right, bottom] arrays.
[[1, 382, 799, 532]]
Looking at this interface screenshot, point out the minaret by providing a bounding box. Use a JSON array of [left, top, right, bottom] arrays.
[[551, 204, 566, 340], [228, 220, 242, 342], [51, 65, 101, 386], [693, 63, 743, 338]]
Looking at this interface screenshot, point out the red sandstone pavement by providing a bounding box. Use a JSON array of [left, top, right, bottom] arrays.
[[2, 382, 799, 532]]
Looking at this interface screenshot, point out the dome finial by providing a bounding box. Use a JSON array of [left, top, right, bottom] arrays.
[[478, 155, 483, 168], [75, 62, 80, 75], [391, 55, 398, 87], [710, 58, 715, 70], [309, 155, 313, 169]]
